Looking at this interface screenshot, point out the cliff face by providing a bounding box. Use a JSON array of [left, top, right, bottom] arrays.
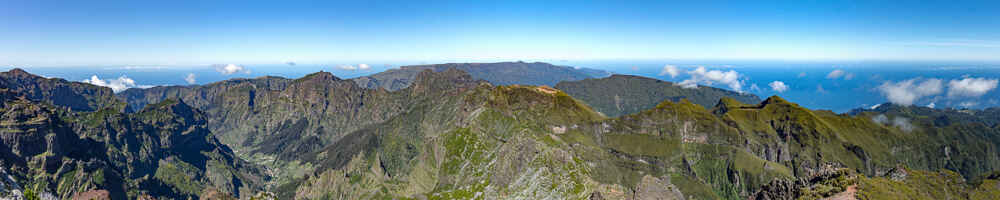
[[0, 75, 265, 199]]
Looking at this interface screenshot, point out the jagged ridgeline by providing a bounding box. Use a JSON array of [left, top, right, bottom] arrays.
[[3, 66, 1000, 199], [351, 61, 612, 91]]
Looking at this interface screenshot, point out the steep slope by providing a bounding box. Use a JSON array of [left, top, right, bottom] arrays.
[[118, 69, 491, 194], [352, 61, 611, 91], [847, 103, 1000, 181], [555, 74, 760, 117], [0, 68, 123, 112], [120, 71, 399, 158], [290, 87, 1000, 199], [0, 88, 265, 199]]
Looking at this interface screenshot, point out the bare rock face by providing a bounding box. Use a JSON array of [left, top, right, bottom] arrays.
[[888, 166, 908, 181], [71, 190, 110, 200], [0, 167, 23, 199], [749, 179, 796, 200], [0, 73, 266, 200]]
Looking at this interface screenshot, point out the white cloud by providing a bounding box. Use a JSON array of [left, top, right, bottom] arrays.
[[185, 73, 197, 84], [750, 84, 761, 92], [826, 69, 845, 79], [959, 101, 978, 108], [769, 81, 789, 93], [337, 65, 357, 70], [872, 114, 889, 124], [337, 64, 371, 71], [214, 64, 250, 75], [892, 117, 915, 132], [81, 75, 152, 92], [844, 73, 855, 80], [927, 102, 936, 108], [877, 78, 944, 106], [676, 67, 743, 92], [659, 65, 680, 78], [872, 114, 915, 132], [870, 104, 882, 109], [947, 77, 998, 98], [117, 65, 166, 70]]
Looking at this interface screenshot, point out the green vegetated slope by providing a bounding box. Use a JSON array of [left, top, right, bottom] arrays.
[[555, 74, 761, 117], [0, 88, 265, 199], [265, 70, 1000, 199], [352, 61, 611, 91], [4, 67, 1000, 199]]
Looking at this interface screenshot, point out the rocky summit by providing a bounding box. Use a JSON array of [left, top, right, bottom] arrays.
[[2, 66, 1000, 200]]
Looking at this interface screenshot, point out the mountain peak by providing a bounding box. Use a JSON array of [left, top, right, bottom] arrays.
[[2, 68, 41, 79], [6, 68, 29, 75], [712, 97, 752, 114], [761, 95, 791, 106], [300, 71, 340, 81]]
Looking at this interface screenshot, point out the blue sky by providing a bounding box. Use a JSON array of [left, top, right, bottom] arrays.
[[2, 0, 1000, 66]]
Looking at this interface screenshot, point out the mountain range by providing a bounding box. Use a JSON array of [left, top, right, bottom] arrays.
[[1, 62, 999, 200]]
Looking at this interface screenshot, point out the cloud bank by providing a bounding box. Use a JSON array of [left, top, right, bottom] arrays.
[[877, 76, 998, 107], [82, 75, 151, 92], [185, 73, 197, 84], [947, 77, 998, 97], [871, 114, 915, 132], [826, 69, 845, 79], [826, 69, 855, 80], [877, 78, 943, 106], [769, 81, 789, 93], [677, 67, 743, 92], [337, 64, 371, 71], [659, 65, 680, 78], [214, 64, 250, 75]]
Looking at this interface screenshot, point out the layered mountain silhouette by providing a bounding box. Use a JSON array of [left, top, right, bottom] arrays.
[[2, 63, 999, 199]]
